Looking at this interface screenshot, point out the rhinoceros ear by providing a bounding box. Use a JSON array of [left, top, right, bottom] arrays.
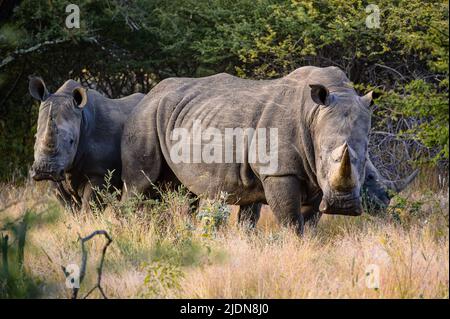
[[72, 87, 88, 109], [29, 76, 49, 101], [309, 84, 331, 106], [361, 91, 380, 108]]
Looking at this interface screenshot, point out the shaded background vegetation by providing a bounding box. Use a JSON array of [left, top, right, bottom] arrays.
[[0, 0, 448, 181]]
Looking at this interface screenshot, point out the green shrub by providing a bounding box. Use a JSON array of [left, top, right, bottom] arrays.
[[0, 0, 448, 180], [196, 192, 231, 238], [142, 260, 184, 298]]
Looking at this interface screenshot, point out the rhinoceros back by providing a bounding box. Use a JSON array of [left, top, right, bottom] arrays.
[[150, 73, 305, 203]]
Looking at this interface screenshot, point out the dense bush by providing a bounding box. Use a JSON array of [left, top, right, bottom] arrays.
[[0, 0, 448, 181]]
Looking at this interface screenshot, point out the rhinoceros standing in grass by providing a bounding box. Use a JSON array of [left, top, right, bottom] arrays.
[[121, 66, 377, 234], [29, 77, 144, 212]]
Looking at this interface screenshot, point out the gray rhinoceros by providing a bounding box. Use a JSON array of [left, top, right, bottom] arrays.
[[29, 77, 144, 212], [121, 66, 375, 234]]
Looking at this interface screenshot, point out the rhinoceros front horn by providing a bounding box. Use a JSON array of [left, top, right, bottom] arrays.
[[43, 104, 58, 151], [387, 169, 419, 193], [330, 143, 356, 192]]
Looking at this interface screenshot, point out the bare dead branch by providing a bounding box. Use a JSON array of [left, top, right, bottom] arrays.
[[0, 37, 98, 69], [374, 63, 406, 81], [62, 230, 112, 299]]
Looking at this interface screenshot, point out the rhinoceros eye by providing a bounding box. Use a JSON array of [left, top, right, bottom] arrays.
[[70, 138, 74, 145]]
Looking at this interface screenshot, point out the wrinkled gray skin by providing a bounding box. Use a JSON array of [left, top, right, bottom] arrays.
[[29, 77, 144, 213], [236, 157, 419, 229], [121, 66, 374, 235]]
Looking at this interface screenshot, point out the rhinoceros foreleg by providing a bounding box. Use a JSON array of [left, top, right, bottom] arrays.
[[80, 176, 105, 214], [301, 193, 323, 227], [237, 202, 321, 231], [237, 203, 262, 229], [301, 207, 321, 227], [53, 181, 81, 213], [263, 176, 304, 236]]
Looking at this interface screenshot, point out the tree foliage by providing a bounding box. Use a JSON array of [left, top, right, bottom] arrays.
[[0, 0, 448, 181]]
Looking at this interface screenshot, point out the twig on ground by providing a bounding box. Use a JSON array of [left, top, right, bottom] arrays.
[[62, 230, 112, 299]]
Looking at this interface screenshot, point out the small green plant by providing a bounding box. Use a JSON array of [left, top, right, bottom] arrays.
[[89, 170, 121, 215], [196, 192, 231, 238], [386, 191, 449, 235], [388, 194, 424, 223], [0, 195, 62, 299], [0, 210, 40, 298], [89, 170, 153, 216], [142, 260, 184, 298]]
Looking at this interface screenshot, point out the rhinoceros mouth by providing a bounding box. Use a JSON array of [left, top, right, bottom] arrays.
[[367, 193, 390, 209], [31, 167, 64, 182], [319, 195, 362, 216]]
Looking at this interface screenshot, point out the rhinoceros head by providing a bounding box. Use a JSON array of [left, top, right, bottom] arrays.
[[309, 83, 374, 216], [363, 159, 391, 207], [363, 158, 419, 208], [29, 77, 87, 182]]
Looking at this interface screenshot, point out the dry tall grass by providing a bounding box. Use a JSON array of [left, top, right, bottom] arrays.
[[0, 176, 448, 299]]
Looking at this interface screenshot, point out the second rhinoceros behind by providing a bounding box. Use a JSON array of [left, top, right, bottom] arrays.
[[121, 66, 374, 234], [29, 77, 144, 212], [362, 158, 418, 208]]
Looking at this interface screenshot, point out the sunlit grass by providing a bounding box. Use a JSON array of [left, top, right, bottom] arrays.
[[0, 177, 448, 298]]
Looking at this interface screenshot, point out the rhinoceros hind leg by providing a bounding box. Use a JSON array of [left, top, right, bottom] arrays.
[[263, 176, 304, 236], [121, 159, 162, 202], [237, 203, 262, 229], [53, 181, 81, 213]]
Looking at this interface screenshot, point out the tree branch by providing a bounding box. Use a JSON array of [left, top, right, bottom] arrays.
[[62, 230, 112, 299]]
